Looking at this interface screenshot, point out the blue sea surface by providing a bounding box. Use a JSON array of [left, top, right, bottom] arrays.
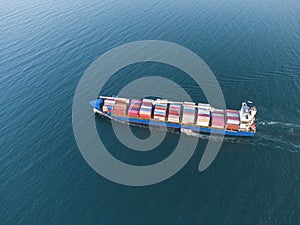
[[1, 0, 300, 224]]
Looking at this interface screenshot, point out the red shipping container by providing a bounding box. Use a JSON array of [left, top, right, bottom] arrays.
[[226, 124, 239, 131]]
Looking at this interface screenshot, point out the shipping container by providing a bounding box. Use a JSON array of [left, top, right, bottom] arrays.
[[182, 102, 196, 124], [167, 104, 181, 123], [196, 105, 211, 126], [139, 101, 152, 119], [112, 101, 128, 116], [225, 109, 240, 130], [211, 109, 225, 128], [226, 124, 239, 131], [128, 99, 142, 117], [154, 103, 167, 120]]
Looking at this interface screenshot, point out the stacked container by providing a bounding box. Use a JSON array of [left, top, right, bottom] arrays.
[[167, 104, 181, 123], [112, 99, 128, 116], [153, 103, 167, 121], [102, 99, 116, 114], [196, 105, 210, 126], [182, 102, 196, 124], [211, 109, 225, 129], [225, 109, 240, 131], [128, 99, 142, 117], [139, 99, 153, 119]]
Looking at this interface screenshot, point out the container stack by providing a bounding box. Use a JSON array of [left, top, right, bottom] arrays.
[[153, 103, 167, 121], [181, 102, 196, 124], [102, 99, 116, 114], [167, 104, 181, 123], [196, 105, 210, 127], [225, 109, 240, 131], [139, 99, 153, 119], [211, 109, 225, 129], [128, 99, 142, 117], [112, 100, 128, 116]]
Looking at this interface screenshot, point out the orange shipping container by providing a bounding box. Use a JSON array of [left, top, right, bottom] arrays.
[[226, 124, 239, 131]]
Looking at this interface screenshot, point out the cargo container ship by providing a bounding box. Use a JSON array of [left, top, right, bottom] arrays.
[[90, 96, 257, 137]]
